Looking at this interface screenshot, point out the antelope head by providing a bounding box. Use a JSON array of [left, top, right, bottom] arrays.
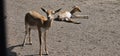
[[41, 8, 62, 20]]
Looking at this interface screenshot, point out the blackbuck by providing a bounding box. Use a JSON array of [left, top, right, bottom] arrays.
[[22, 8, 62, 56], [56, 6, 81, 24]]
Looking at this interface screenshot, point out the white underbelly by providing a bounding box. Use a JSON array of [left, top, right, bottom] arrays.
[[59, 12, 71, 18]]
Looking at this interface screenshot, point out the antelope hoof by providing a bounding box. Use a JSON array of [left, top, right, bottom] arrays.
[[21, 44, 25, 49], [40, 55, 42, 56], [74, 22, 81, 24], [44, 54, 48, 55], [22, 43, 25, 47], [39, 53, 42, 56], [45, 51, 49, 55], [25, 42, 32, 45], [28, 42, 32, 45]]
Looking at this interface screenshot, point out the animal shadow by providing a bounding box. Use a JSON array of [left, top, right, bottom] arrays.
[[25, 54, 48, 56], [7, 44, 23, 56], [54, 18, 81, 24]]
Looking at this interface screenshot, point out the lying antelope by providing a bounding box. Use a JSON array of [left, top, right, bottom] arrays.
[[56, 6, 81, 24], [22, 8, 61, 56]]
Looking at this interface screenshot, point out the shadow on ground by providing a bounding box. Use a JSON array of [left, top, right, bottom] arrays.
[[54, 18, 81, 24], [25, 54, 48, 56], [7, 44, 23, 56]]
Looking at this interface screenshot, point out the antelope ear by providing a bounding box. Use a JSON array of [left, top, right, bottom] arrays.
[[79, 9, 81, 12], [73, 6, 78, 8], [54, 8, 62, 14], [41, 7, 47, 13]]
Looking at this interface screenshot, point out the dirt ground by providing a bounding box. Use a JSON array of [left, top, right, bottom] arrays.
[[6, 0, 120, 56]]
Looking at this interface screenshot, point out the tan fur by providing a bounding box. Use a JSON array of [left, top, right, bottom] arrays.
[[29, 11, 47, 21], [57, 6, 81, 21], [23, 8, 61, 56], [25, 11, 48, 27]]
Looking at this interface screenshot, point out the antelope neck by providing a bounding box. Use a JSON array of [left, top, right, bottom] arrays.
[[70, 9, 76, 15]]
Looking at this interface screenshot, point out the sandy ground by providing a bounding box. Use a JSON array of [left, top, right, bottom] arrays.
[[6, 0, 120, 56]]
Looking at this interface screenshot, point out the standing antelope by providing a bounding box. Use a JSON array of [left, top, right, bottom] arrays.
[[22, 8, 62, 56], [56, 6, 81, 23]]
